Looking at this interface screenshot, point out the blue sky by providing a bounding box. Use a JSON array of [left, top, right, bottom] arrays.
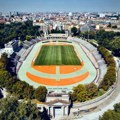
[[0, 0, 120, 12]]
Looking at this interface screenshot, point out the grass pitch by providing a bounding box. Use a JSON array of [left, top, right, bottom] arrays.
[[34, 45, 81, 65]]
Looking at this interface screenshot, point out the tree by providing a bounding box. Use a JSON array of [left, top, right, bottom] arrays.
[[0, 70, 11, 87], [0, 62, 5, 69], [11, 81, 35, 99], [99, 110, 120, 120], [112, 25, 117, 29], [17, 101, 43, 120], [0, 97, 45, 120], [26, 35, 32, 41], [70, 93, 77, 102], [100, 102, 120, 120], [72, 84, 89, 102], [73, 84, 86, 94], [110, 37, 120, 56], [114, 103, 120, 112], [77, 91, 89, 102], [71, 27, 78, 36], [0, 20, 40, 47], [34, 86, 47, 102], [23, 85, 35, 99], [98, 46, 116, 91], [0, 97, 19, 119], [86, 83, 98, 98], [0, 89, 3, 99], [50, 29, 65, 34]]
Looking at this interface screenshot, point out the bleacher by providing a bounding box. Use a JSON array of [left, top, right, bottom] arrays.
[[67, 37, 107, 85], [16, 61, 22, 72], [16, 37, 48, 73]]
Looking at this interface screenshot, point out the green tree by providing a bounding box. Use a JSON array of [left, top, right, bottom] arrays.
[[26, 35, 32, 41], [34, 86, 47, 102], [73, 84, 86, 94], [99, 110, 120, 120], [72, 84, 90, 102], [0, 97, 45, 120], [70, 93, 77, 101], [0, 97, 19, 119], [71, 27, 78, 36], [77, 91, 89, 102], [100, 102, 120, 120], [0, 70, 11, 87], [114, 103, 120, 112], [17, 101, 43, 120], [110, 37, 120, 56], [86, 83, 98, 98]]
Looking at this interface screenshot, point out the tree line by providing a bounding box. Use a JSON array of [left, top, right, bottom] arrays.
[[100, 102, 120, 120], [0, 54, 47, 102], [71, 27, 120, 56], [0, 21, 40, 47], [70, 83, 98, 102], [0, 97, 50, 120], [50, 29, 65, 34], [98, 46, 116, 91]]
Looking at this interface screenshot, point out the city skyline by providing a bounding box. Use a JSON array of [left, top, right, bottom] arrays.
[[0, 0, 120, 12]]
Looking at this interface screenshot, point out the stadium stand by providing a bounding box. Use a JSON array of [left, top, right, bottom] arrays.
[[67, 37, 107, 85]]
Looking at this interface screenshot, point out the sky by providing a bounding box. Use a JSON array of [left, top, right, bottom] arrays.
[[0, 0, 120, 12]]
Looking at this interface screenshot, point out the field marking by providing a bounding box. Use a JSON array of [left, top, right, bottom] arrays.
[[26, 72, 89, 86], [56, 66, 60, 81], [33, 45, 81, 65]]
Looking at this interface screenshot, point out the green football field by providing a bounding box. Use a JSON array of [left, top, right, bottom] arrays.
[[34, 45, 81, 65]]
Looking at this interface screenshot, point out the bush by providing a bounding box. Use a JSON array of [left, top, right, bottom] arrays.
[[71, 83, 98, 102], [34, 86, 47, 102], [98, 46, 116, 91]]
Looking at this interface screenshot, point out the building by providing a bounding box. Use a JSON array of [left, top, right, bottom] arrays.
[[45, 92, 71, 118], [45, 33, 68, 39], [0, 40, 19, 57]]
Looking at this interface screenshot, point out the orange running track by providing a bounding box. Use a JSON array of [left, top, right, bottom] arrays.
[[60, 62, 84, 74], [32, 62, 84, 74], [26, 72, 89, 86], [32, 66, 56, 74]]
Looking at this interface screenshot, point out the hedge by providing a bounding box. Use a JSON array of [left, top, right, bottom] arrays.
[[98, 46, 116, 91]]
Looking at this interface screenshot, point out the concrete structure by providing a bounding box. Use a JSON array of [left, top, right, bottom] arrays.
[[46, 92, 71, 118], [45, 33, 68, 39]]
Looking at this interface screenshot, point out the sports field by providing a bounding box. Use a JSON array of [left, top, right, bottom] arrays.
[[34, 45, 81, 65]]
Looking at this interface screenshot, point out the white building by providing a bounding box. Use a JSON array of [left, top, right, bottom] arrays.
[[0, 40, 19, 57], [45, 33, 68, 39], [99, 13, 106, 18], [45, 92, 71, 118]]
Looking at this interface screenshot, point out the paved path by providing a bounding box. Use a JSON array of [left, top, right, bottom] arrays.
[[56, 66, 60, 81]]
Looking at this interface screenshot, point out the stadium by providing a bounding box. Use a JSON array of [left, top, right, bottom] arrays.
[[17, 35, 107, 92]]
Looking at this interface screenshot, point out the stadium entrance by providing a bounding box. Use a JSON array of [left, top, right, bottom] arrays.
[[54, 107, 62, 118], [46, 92, 70, 118]]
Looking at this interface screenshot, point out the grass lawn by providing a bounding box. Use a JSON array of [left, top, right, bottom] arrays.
[[34, 45, 81, 65]]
